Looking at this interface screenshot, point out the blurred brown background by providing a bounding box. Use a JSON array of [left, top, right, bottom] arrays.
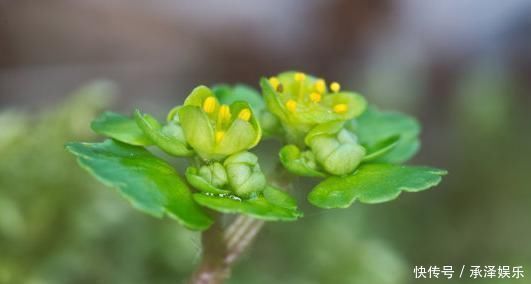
[[0, 0, 530, 283]]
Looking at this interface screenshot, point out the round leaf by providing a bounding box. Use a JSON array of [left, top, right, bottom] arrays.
[[66, 140, 213, 230], [308, 163, 447, 208], [353, 106, 420, 163], [193, 192, 303, 221], [91, 112, 152, 146]]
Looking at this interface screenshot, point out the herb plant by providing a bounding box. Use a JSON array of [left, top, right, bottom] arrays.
[[66, 71, 446, 283]]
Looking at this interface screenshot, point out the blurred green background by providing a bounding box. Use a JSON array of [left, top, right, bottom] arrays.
[[1, 1, 530, 283]]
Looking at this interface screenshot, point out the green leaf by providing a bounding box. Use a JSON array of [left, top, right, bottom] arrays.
[[212, 84, 265, 112], [91, 112, 152, 146], [279, 145, 326, 177], [185, 167, 232, 195], [354, 106, 420, 163], [308, 164, 447, 208], [66, 140, 213, 230], [134, 110, 194, 156], [362, 135, 400, 162], [263, 186, 298, 210], [193, 192, 303, 221]]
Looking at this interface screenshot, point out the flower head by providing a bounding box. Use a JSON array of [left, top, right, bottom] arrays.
[[176, 86, 261, 160], [260, 71, 367, 144]]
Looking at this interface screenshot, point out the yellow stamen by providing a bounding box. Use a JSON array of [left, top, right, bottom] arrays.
[[330, 82, 341, 93], [238, 108, 252, 121], [218, 105, 231, 122], [294, 72, 306, 82], [202, 97, 217, 113], [268, 77, 280, 90], [215, 131, 225, 143], [285, 100, 297, 112], [309, 92, 322, 103], [315, 79, 326, 93], [333, 103, 348, 114]]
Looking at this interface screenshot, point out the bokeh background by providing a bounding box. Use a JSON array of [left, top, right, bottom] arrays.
[[1, 0, 530, 283]]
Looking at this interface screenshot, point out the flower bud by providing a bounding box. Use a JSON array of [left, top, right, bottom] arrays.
[[309, 129, 366, 176], [224, 152, 266, 198], [198, 162, 228, 189]]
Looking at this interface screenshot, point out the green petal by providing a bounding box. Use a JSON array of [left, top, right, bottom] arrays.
[[134, 110, 194, 156], [353, 106, 420, 163], [308, 163, 447, 208], [185, 167, 232, 195], [91, 112, 152, 146], [193, 193, 303, 221], [178, 105, 215, 158], [65, 140, 213, 230], [279, 145, 326, 177]]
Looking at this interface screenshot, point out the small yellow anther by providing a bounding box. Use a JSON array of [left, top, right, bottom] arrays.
[[238, 108, 252, 121], [333, 103, 348, 114], [315, 79, 326, 93], [218, 105, 231, 122], [309, 92, 322, 103], [285, 99, 297, 112], [215, 131, 225, 143], [268, 77, 280, 89], [202, 97, 217, 113], [330, 82, 341, 93], [294, 72, 306, 82]]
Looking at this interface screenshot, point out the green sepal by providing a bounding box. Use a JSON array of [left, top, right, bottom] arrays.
[[353, 106, 420, 163], [216, 101, 261, 153], [91, 112, 152, 146], [185, 166, 232, 195], [193, 188, 302, 221], [134, 109, 194, 157], [304, 121, 345, 146], [279, 145, 326, 177], [65, 140, 213, 230], [224, 152, 267, 198], [260, 77, 289, 122], [178, 105, 216, 159], [183, 85, 213, 107], [308, 163, 447, 208]]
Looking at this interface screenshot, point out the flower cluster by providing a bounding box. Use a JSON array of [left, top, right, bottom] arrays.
[[69, 70, 445, 229], [261, 71, 368, 176]]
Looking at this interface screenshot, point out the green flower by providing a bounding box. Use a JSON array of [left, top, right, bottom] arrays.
[[305, 122, 366, 176], [185, 151, 267, 198], [224, 151, 267, 198], [280, 121, 366, 177], [176, 86, 262, 160], [260, 71, 367, 144]]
